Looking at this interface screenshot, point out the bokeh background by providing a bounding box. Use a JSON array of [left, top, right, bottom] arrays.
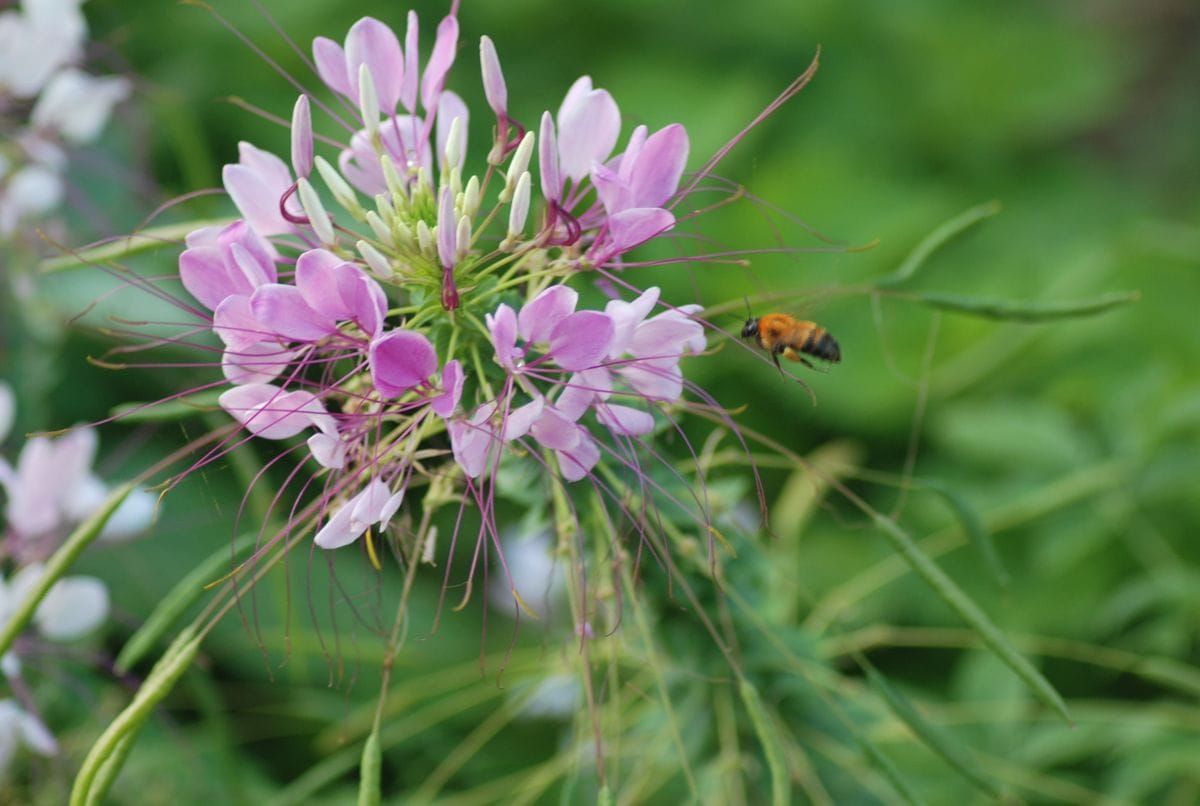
[[4, 0, 1199, 802]]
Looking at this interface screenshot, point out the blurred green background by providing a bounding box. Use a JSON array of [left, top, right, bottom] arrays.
[[4, 0, 1199, 802]]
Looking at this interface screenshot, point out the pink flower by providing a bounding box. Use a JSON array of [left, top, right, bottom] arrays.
[[179, 220, 277, 311], [222, 142, 299, 238], [314, 478, 404, 550]]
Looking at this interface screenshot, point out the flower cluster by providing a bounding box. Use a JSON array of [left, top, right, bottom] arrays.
[[0, 0, 130, 238], [169, 9, 717, 601], [0, 383, 154, 774]]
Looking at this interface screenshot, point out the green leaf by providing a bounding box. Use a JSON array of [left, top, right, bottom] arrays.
[[870, 512, 1074, 726], [860, 655, 1003, 799], [115, 533, 258, 674], [0, 483, 133, 657], [39, 219, 233, 273], [357, 732, 382, 806], [72, 630, 202, 805], [875, 200, 1002, 287], [921, 480, 1009, 589], [738, 680, 791, 806], [110, 389, 223, 422], [905, 290, 1139, 321]]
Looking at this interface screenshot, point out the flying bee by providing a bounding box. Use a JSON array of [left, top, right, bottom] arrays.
[[741, 312, 842, 372]]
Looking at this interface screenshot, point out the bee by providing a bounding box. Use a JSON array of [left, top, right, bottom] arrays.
[[741, 313, 841, 371]]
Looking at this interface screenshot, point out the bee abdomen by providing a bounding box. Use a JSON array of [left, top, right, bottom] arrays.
[[802, 329, 841, 363]]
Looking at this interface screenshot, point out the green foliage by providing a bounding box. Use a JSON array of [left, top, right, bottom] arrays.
[[4, 0, 1198, 803]]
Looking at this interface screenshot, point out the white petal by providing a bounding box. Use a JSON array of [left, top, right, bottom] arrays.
[[98, 487, 157, 542], [0, 382, 14, 444], [35, 576, 109, 640]]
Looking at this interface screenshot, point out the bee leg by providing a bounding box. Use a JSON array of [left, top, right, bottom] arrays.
[[799, 357, 815, 370], [771, 347, 785, 375]]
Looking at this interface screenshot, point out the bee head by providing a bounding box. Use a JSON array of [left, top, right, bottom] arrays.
[[740, 318, 759, 340]]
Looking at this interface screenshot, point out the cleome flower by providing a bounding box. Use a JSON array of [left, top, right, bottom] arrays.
[[0, 0, 130, 238], [137, 3, 802, 626]]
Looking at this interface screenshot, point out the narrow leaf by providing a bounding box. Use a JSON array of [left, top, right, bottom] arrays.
[[738, 680, 791, 806], [871, 513, 1073, 725], [861, 655, 1002, 798], [858, 738, 926, 806], [110, 390, 223, 423], [116, 533, 257, 674], [0, 483, 133, 657], [39, 219, 233, 273], [922, 480, 1009, 589], [72, 630, 202, 805], [357, 731, 382, 806], [909, 290, 1139, 322], [875, 201, 1001, 287]]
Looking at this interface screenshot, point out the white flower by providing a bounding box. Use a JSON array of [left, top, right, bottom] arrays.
[[0, 699, 57, 774], [0, 564, 110, 666], [487, 531, 565, 618], [0, 384, 14, 446], [0, 0, 87, 99], [32, 68, 130, 144], [0, 164, 63, 237], [0, 426, 155, 544]]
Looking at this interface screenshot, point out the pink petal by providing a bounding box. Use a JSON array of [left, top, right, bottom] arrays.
[[179, 247, 238, 310], [431, 359, 463, 417], [334, 263, 387, 337], [369, 330, 437, 397], [400, 11, 419, 112], [605, 286, 661, 357], [486, 304, 518, 369], [556, 76, 594, 124], [307, 432, 346, 469], [221, 341, 291, 385], [345, 17, 404, 112], [548, 311, 614, 371], [503, 396, 544, 441], [530, 407, 582, 451], [557, 432, 600, 482], [449, 404, 498, 478], [556, 368, 612, 420], [218, 220, 277, 284], [295, 248, 352, 321], [314, 499, 359, 549], [213, 294, 268, 348], [518, 285, 578, 343], [313, 36, 351, 97], [627, 123, 689, 209], [222, 142, 295, 237], [630, 310, 704, 358], [557, 88, 620, 182], [420, 14, 459, 112], [220, 384, 328, 440], [251, 285, 337, 342], [350, 479, 393, 531], [593, 207, 675, 263], [619, 362, 684, 402], [596, 403, 655, 436]]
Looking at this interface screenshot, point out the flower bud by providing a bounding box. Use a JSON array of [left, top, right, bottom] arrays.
[[357, 239, 393, 279], [315, 156, 364, 219], [501, 130, 535, 203], [365, 210, 394, 247], [290, 95, 313, 178], [506, 171, 531, 245], [358, 64, 380, 138], [297, 178, 335, 244]]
